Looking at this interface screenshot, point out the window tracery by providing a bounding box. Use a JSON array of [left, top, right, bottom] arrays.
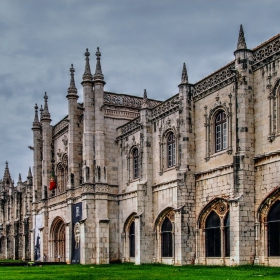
[[133, 148, 139, 179], [56, 154, 68, 193], [198, 199, 230, 259], [268, 79, 280, 142], [159, 127, 179, 175], [204, 100, 232, 161]]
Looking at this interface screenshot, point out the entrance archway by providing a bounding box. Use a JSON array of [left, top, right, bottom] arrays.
[[50, 217, 65, 262]]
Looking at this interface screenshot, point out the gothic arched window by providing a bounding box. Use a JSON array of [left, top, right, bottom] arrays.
[[215, 111, 227, 152], [161, 217, 173, 257], [129, 221, 135, 258], [133, 148, 139, 179], [167, 133, 176, 168], [205, 211, 221, 257], [268, 201, 280, 256]]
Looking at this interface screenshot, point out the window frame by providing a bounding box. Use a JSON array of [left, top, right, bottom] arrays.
[[215, 111, 227, 153], [133, 148, 139, 179], [161, 217, 173, 258], [167, 132, 176, 168]]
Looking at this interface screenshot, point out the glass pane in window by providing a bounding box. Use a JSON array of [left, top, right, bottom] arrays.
[[268, 201, 280, 222], [268, 221, 280, 256], [162, 218, 173, 257], [206, 211, 220, 228], [129, 222, 135, 257], [206, 227, 221, 257], [223, 122, 227, 149]]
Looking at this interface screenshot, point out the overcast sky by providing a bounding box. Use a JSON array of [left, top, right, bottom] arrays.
[[0, 0, 279, 181]]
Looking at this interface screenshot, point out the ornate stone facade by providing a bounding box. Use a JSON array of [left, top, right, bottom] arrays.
[[3, 26, 280, 266]]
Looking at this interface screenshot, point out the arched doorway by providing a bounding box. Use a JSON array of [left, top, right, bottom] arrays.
[[50, 217, 65, 262]]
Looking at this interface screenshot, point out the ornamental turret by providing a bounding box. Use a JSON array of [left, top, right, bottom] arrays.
[[82, 49, 95, 183], [67, 64, 80, 188]]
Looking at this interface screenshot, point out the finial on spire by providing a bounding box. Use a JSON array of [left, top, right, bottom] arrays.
[[34, 103, 39, 122], [237, 24, 247, 50], [141, 89, 149, 109], [43, 92, 49, 112], [41, 92, 51, 120], [68, 64, 77, 90], [5, 161, 8, 169], [32, 103, 41, 129], [181, 62, 188, 83], [82, 48, 93, 81], [94, 47, 104, 81]]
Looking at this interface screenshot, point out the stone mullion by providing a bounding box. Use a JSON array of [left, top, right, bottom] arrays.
[[228, 94, 233, 153], [175, 133, 180, 168], [159, 138, 163, 175], [220, 225, 225, 263], [254, 222, 260, 264], [127, 156, 130, 185], [268, 95, 272, 138], [263, 222, 268, 265], [204, 106, 208, 161]]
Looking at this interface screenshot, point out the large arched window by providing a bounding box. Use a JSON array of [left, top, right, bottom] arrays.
[[205, 211, 221, 257], [161, 217, 173, 257], [129, 221, 135, 258], [167, 133, 176, 168], [268, 201, 280, 256], [215, 111, 227, 152], [133, 148, 139, 179]]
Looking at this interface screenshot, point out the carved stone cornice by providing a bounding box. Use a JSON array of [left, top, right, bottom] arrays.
[[252, 34, 280, 71], [104, 91, 161, 109], [150, 94, 180, 122], [192, 62, 235, 102]]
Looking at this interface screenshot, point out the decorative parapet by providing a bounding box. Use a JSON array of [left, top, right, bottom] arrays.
[[52, 116, 69, 140], [252, 34, 280, 71], [118, 117, 141, 137], [150, 94, 181, 121], [192, 62, 235, 102], [104, 91, 161, 109]]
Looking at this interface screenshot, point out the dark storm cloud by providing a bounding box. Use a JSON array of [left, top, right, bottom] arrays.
[[0, 0, 279, 179]]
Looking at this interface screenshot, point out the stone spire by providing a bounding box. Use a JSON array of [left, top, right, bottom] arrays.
[[237, 24, 247, 50], [18, 173, 22, 183], [32, 103, 41, 129], [40, 105, 43, 120], [68, 64, 77, 91], [41, 92, 51, 120], [27, 167, 32, 178], [82, 48, 93, 81], [181, 62, 188, 83], [67, 64, 78, 97], [3, 161, 11, 186], [94, 47, 104, 81], [141, 89, 149, 109]]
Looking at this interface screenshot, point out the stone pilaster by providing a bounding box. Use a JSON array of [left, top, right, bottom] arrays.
[[230, 25, 255, 265], [41, 93, 52, 200], [82, 49, 95, 183], [135, 93, 154, 264], [67, 64, 80, 189], [176, 64, 196, 265]]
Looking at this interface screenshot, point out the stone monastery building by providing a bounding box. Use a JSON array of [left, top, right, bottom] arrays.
[[2, 26, 280, 266]]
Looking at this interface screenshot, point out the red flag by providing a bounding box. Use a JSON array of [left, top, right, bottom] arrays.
[[49, 171, 57, 191]]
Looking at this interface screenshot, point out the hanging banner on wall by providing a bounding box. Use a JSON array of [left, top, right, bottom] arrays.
[[34, 214, 42, 261], [71, 202, 82, 264]]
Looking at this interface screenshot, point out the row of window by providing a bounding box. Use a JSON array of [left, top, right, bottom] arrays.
[[127, 201, 280, 258], [131, 110, 227, 179]]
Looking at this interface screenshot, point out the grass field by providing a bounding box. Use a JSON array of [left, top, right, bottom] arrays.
[[0, 263, 280, 279]]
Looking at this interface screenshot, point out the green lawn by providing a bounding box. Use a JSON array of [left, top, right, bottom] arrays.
[[0, 263, 280, 279]]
